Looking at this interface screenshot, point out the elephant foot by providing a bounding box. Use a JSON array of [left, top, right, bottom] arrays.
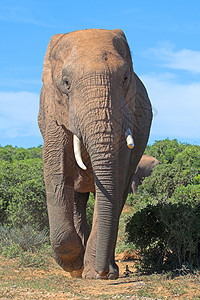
[[53, 247, 84, 273], [70, 267, 83, 278], [82, 261, 119, 280]]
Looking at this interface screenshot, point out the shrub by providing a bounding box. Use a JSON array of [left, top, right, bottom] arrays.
[[0, 152, 48, 229], [0, 224, 51, 267], [6, 176, 48, 229], [0, 224, 49, 252], [0, 145, 42, 162], [144, 139, 185, 164], [126, 202, 200, 272], [125, 140, 200, 273]]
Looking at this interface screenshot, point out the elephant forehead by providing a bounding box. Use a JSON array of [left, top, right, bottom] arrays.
[[68, 49, 125, 73], [60, 29, 119, 48], [53, 30, 127, 65]]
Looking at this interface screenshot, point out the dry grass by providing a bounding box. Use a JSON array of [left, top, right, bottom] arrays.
[[1, 253, 200, 299]]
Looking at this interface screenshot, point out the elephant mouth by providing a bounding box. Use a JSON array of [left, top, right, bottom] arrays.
[[73, 128, 134, 170]]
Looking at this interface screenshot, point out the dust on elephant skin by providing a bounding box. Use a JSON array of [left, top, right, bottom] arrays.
[[38, 29, 152, 279]]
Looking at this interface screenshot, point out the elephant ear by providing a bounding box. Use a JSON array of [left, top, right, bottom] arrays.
[[112, 29, 127, 40], [133, 72, 152, 142], [42, 34, 65, 84], [112, 29, 132, 65], [127, 71, 153, 175], [125, 72, 152, 191], [39, 33, 68, 138]]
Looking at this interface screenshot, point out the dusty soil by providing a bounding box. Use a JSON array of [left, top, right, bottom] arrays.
[[0, 252, 200, 299]]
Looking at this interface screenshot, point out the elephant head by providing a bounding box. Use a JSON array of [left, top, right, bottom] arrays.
[[38, 29, 152, 279], [131, 155, 161, 194]]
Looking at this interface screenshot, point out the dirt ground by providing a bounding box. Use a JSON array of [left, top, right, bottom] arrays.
[[0, 252, 200, 300]]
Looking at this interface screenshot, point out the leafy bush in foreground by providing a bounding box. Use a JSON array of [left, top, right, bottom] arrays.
[[126, 202, 200, 272], [126, 140, 200, 272]]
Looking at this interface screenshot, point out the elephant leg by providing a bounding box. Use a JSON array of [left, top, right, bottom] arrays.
[[70, 192, 90, 278], [82, 200, 119, 279], [73, 191, 90, 247], [43, 121, 84, 273]]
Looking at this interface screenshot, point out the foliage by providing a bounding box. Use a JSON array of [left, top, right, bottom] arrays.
[[126, 139, 200, 272], [87, 193, 95, 231], [0, 145, 42, 162], [0, 145, 95, 233], [0, 224, 51, 267], [0, 224, 49, 251], [126, 203, 200, 272], [1, 140, 200, 273], [144, 139, 185, 164], [0, 146, 48, 228], [116, 207, 136, 254]]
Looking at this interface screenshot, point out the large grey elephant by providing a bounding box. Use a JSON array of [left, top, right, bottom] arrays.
[[131, 155, 160, 194], [38, 29, 152, 279]]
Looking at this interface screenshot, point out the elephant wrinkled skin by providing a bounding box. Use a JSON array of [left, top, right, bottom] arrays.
[[38, 29, 152, 279]]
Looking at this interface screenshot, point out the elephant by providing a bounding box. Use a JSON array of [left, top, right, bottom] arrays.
[[38, 29, 152, 279], [131, 155, 160, 194]]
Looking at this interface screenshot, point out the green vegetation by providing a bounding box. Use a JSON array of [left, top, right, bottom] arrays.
[[0, 140, 200, 275], [125, 139, 200, 273], [0, 224, 51, 268], [2, 160, 47, 228], [86, 192, 95, 231], [0, 145, 50, 266], [0, 145, 48, 229]]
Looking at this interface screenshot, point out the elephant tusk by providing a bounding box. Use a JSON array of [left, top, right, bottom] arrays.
[[73, 135, 87, 170], [125, 128, 134, 149]]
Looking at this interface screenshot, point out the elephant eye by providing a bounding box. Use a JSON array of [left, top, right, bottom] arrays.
[[62, 76, 71, 92], [63, 79, 70, 90], [123, 76, 128, 83], [123, 74, 130, 87]]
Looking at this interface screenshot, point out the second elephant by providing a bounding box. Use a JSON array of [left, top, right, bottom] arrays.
[[131, 155, 160, 194]]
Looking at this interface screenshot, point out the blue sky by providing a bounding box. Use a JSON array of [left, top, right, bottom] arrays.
[[0, 0, 200, 148]]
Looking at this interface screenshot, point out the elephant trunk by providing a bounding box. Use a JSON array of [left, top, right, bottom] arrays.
[[73, 73, 132, 276], [89, 141, 120, 276]]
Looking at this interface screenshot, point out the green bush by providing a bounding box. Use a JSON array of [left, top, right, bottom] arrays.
[[0, 145, 42, 162], [1, 242, 23, 258], [6, 174, 48, 229], [126, 139, 200, 273], [126, 202, 200, 272], [0, 146, 48, 229], [144, 139, 185, 164], [0, 145, 94, 231]]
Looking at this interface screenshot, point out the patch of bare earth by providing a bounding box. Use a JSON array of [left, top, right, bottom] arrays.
[[0, 254, 200, 299]]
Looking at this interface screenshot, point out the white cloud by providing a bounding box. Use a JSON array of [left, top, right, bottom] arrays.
[[147, 43, 200, 74], [0, 92, 40, 138], [140, 73, 200, 141]]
